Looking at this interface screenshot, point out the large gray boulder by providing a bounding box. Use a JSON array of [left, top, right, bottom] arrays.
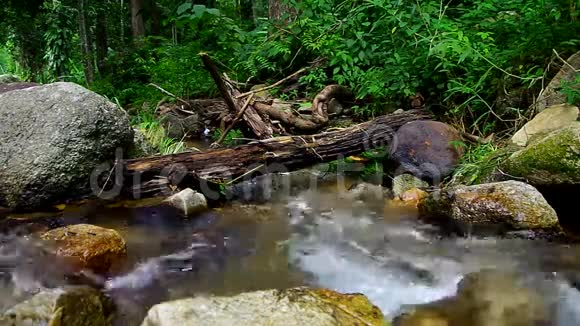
[[0, 82, 134, 209], [418, 180, 561, 234], [141, 287, 384, 326]]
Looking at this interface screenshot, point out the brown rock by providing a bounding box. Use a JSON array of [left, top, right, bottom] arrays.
[[389, 121, 463, 183], [41, 224, 127, 274]]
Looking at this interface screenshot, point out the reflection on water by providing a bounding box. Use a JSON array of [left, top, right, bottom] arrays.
[[1, 183, 580, 325]]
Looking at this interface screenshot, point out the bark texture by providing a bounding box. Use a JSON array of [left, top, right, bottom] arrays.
[[130, 0, 145, 38], [118, 109, 432, 199]]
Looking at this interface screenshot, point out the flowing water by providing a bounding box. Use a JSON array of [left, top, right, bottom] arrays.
[[2, 179, 580, 325]]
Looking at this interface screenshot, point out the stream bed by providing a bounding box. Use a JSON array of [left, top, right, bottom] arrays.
[[2, 181, 580, 325]]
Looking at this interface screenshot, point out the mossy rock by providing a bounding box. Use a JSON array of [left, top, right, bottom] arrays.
[[141, 287, 386, 326], [0, 286, 115, 326], [418, 181, 561, 234], [41, 224, 127, 274], [503, 123, 580, 185]]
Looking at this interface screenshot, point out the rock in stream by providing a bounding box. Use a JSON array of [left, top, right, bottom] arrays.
[[0, 286, 115, 326], [418, 180, 562, 236], [140, 287, 384, 326]]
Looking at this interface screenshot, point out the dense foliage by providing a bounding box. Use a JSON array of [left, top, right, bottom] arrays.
[[1, 0, 579, 137]]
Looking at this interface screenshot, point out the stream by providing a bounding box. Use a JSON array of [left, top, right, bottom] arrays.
[[2, 179, 580, 325]]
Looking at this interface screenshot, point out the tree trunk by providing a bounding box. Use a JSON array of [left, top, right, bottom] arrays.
[[130, 0, 145, 39], [113, 110, 432, 200], [150, 0, 161, 36], [95, 8, 108, 74], [268, 0, 296, 21], [78, 0, 95, 85]]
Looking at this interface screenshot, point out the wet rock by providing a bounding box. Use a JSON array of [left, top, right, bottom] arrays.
[[394, 270, 551, 326], [389, 188, 429, 209], [0, 82, 39, 95], [128, 128, 157, 158], [141, 287, 384, 326], [349, 182, 392, 202], [504, 123, 580, 185], [0, 82, 134, 209], [392, 174, 429, 199], [536, 50, 580, 112], [0, 74, 20, 84], [165, 188, 208, 216], [0, 286, 115, 326], [418, 181, 561, 234], [511, 104, 578, 146], [41, 224, 127, 274], [389, 121, 463, 183]]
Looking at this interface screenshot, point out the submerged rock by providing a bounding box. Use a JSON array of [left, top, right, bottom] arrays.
[[41, 224, 127, 274], [349, 182, 392, 202], [0, 82, 134, 209], [418, 181, 561, 234], [394, 269, 551, 326], [141, 287, 384, 326], [0, 286, 115, 326], [392, 174, 429, 199], [504, 123, 580, 185], [226, 165, 342, 202], [511, 104, 578, 147], [165, 188, 208, 216], [389, 121, 463, 183]]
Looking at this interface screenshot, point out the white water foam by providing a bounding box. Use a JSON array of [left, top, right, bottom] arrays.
[[284, 194, 580, 323]]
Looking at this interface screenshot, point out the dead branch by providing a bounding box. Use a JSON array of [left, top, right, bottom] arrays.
[[211, 93, 255, 148], [200, 52, 273, 139], [234, 68, 308, 99], [148, 83, 192, 113]]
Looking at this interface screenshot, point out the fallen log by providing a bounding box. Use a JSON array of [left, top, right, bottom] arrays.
[[113, 109, 432, 201]]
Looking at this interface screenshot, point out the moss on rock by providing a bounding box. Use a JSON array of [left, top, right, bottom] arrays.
[[418, 181, 561, 234], [141, 287, 385, 326], [0, 286, 115, 326], [503, 123, 580, 185], [41, 224, 127, 274]]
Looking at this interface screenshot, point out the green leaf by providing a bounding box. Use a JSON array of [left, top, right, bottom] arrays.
[[176, 3, 192, 15], [193, 5, 207, 18]]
